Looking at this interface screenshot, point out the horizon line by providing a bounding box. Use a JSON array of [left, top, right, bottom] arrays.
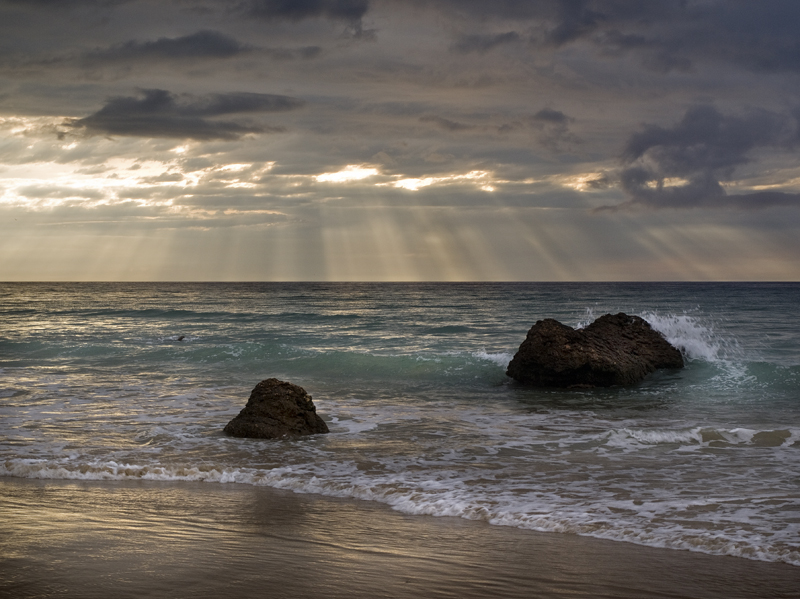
[[3, 280, 799, 285]]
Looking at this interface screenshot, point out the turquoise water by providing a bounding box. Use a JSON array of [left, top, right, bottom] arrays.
[[1, 283, 799, 565]]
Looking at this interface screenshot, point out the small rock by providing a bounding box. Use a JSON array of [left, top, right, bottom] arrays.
[[224, 378, 329, 439]]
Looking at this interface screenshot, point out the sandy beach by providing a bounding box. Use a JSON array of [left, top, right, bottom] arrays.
[[2, 477, 798, 599]]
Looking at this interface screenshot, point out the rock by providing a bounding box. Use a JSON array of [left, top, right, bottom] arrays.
[[224, 378, 329, 439], [506, 313, 684, 388]]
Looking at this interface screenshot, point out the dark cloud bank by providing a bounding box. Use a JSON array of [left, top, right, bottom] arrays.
[[83, 29, 320, 63], [0, 0, 367, 19], [242, 0, 369, 22], [450, 31, 520, 55], [8, 0, 800, 74], [441, 0, 800, 74], [69, 89, 305, 140], [85, 30, 251, 62], [606, 105, 800, 211]]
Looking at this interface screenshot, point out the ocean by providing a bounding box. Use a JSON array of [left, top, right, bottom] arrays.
[[1, 282, 799, 580]]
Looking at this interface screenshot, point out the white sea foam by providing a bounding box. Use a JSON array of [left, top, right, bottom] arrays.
[[605, 427, 705, 448], [574, 308, 596, 329], [602, 426, 800, 450], [326, 416, 379, 434], [640, 311, 738, 363], [471, 350, 513, 367], [577, 309, 738, 364], [3, 455, 799, 566]]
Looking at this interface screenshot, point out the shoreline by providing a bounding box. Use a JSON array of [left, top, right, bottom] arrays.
[[2, 476, 798, 599]]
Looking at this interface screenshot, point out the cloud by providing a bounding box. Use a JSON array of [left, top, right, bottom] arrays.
[[2, 32, 321, 76], [540, 0, 606, 47], [419, 115, 474, 132], [83, 30, 252, 62], [241, 0, 369, 22], [450, 31, 520, 54], [0, 0, 129, 6], [68, 89, 304, 140], [529, 108, 577, 151], [431, 1, 670, 40], [531, 108, 570, 124], [12, 1, 800, 76], [263, 46, 323, 60], [431, 1, 800, 74], [87, 30, 322, 63], [239, 0, 374, 40], [183, 92, 304, 115], [623, 105, 792, 170], [16, 183, 106, 200], [587, 2, 800, 74], [606, 105, 800, 210]]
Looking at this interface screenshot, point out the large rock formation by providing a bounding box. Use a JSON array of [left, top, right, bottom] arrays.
[[506, 313, 684, 388], [224, 378, 329, 439]]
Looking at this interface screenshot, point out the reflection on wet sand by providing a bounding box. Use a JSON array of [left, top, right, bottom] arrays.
[[2, 477, 798, 599]]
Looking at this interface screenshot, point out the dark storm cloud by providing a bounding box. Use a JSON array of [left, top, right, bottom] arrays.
[[450, 31, 520, 54], [185, 92, 304, 115], [241, 0, 369, 21], [84, 30, 251, 62], [2, 35, 319, 76], [531, 108, 569, 124], [586, 1, 800, 74], [429, 0, 800, 74], [539, 0, 607, 47], [708, 0, 800, 73], [237, 0, 375, 40], [263, 46, 322, 60], [430, 1, 671, 38], [8, 0, 800, 74], [608, 105, 800, 210], [1, 0, 370, 24], [68, 89, 304, 140], [529, 108, 577, 151], [429, 0, 691, 72], [419, 115, 473, 132], [0, 0, 129, 6], [622, 105, 793, 171]]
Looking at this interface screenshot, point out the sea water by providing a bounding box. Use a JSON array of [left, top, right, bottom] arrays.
[[1, 283, 798, 566]]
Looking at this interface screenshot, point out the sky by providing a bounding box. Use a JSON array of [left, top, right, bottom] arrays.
[[2, 0, 800, 281]]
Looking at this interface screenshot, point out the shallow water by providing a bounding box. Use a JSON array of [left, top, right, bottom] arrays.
[[1, 282, 799, 566]]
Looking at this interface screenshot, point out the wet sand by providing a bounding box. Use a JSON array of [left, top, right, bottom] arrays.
[[1, 477, 798, 599]]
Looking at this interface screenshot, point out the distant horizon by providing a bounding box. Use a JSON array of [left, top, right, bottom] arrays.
[[4, 280, 799, 285]]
